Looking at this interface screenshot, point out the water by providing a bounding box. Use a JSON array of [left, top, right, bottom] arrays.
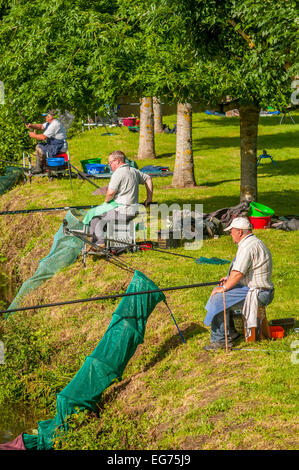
[[0, 405, 38, 444]]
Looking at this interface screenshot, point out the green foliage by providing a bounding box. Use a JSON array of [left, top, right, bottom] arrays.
[[0, 112, 298, 449], [0, 314, 55, 405], [0, 105, 32, 172], [59, 406, 151, 450]]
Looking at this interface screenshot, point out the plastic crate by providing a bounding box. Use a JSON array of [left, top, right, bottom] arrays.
[[269, 326, 284, 339], [86, 163, 106, 175], [269, 318, 295, 331], [80, 158, 102, 173]]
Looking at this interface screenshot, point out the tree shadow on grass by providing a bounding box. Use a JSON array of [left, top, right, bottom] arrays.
[[159, 189, 299, 214], [197, 114, 298, 128], [142, 322, 207, 372], [193, 130, 299, 151], [196, 116, 240, 127], [257, 159, 299, 176], [155, 153, 174, 159]]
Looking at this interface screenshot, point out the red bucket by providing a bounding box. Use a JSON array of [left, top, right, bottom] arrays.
[[122, 117, 137, 127], [249, 216, 271, 229], [269, 326, 284, 339]]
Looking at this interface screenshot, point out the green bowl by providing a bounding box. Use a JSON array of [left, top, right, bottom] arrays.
[[249, 202, 275, 217]]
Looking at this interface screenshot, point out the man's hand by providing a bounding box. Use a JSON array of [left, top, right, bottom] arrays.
[[144, 199, 152, 208], [211, 270, 243, 296], [210, 276, 227, 294], [219, 276, 228, 286], [28, 131, 35, 138], [211, 286, 226, 296]]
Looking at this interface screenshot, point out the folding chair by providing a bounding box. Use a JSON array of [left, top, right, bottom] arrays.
[[257, 150, 277, 167], [280, 110, 296, 124]]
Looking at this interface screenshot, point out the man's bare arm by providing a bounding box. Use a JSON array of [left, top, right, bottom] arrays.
[[28, 132, 47, 141], [104, 188, 116, 203], [26, 123, 44, 130], [144, 177, 153, 206]]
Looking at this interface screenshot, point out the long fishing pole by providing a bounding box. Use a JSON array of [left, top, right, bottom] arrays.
[[0, 280, 219, 315], [9, 98, 28, 126], [0, 158, 27, 169], [69, 163, 100, 188], [0, 205, 98, 216]]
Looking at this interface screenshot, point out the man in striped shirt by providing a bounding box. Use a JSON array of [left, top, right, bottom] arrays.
[[204, 217, 274, 350]]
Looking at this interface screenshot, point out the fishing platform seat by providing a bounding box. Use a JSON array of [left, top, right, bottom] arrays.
[[80, 211, 146, 266], [46, 151, 71, 178], [232, 305, 271, 342], [257, 150, 277, 167], [22, 150, 71, 180]]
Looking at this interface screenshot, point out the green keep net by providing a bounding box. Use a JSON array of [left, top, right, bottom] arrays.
[[0, 166, 23, 195], [22, 270, 165, 450], [7, 209, 86, 317]]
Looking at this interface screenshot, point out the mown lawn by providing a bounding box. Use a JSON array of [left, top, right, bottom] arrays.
[[0, 111, 298, 450]]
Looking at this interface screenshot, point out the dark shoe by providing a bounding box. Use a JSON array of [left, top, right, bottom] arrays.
[[229, 331, 241, 342], [87, 243, 105, 253], [204, 340, 233, 351], [31, 166, 42, 175]]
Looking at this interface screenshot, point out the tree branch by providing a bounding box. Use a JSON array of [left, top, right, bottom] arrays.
[[228, 19, 255, 49]]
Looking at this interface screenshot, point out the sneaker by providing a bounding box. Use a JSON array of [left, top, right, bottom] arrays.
[[204, 340, 233, 351]]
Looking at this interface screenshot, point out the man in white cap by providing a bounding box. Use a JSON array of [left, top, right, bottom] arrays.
[[203, 217, 274, 350]]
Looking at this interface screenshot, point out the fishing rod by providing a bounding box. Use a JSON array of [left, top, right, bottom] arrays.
[[91, 237, 230, 266], [64, 220, 231, 267], [0, 280, 219, 315], [9, 98, 28, 126], [0, 157, 28, 169], [69, 162, 101, 189], [0, 204, 98, 216]]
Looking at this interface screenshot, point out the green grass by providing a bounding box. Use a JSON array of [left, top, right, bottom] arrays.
[[0, 112, 298, 450]]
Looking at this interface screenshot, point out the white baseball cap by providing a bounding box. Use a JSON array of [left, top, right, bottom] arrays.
[[224, 217, 253, 231]]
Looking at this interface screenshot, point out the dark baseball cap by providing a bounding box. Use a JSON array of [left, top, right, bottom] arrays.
[[42, 109, 57, 117]]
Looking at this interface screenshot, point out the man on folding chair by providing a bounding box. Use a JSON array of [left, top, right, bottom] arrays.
[[26, 109, 68, 174], [203, 217, 274, 350], [87, 150, 153, 250]]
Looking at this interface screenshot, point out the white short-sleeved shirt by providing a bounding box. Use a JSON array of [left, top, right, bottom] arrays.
[[43, 119, 67, 141], [108, 163, 149, 214], [232, 233, 273, 289]]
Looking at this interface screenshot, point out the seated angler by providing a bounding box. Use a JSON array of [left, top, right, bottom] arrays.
[[203, 217, 274, 350], [86, 150, 153, 249], [26, 109, 68, 174]]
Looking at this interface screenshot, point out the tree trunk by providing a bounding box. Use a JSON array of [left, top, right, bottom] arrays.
[[137, 97, 156, 159], [171, 102, 196, 187], [239, 104, 260, 202], [153, 97, 164, 133]]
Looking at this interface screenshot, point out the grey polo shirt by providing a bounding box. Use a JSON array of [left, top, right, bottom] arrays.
[[108, 163, 150, 214], [43, 119, 67, 141], [232, 233, 273, 289]]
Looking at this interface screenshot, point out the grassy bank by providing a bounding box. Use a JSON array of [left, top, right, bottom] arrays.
[[0, 112, 298, 450]]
